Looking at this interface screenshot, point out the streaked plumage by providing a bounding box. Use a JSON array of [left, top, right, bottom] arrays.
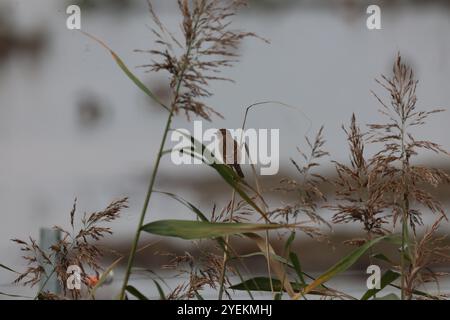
[[217, 128, 245, 178]]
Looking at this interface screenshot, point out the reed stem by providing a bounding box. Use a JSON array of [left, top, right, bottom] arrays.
[[119, 109, 174, 300], [218, 189, 236, 300], [118, 11, 200, 299]]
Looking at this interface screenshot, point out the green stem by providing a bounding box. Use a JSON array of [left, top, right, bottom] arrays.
[[218, 190, 236, 300], [119, 12, 201, 299], [399, 121, 411, 300], [400, 209, 407, 300], [400, 192, 411, 300], [118, 109, 174, 300]]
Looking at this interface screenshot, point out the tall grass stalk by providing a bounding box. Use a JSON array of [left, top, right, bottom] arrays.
[[217, 189, 236, 300], [399, 111, 411, 300], [119, 0, 257, 298], [368, 55, 449, 299], [119, 15, 199, 299], [118, 108, 175, 300]]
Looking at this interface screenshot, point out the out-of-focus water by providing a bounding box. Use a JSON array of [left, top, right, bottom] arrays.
[[1, 0, 449, 297]]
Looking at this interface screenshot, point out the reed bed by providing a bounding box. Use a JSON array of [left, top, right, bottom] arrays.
[[1, 0, 449, 300]]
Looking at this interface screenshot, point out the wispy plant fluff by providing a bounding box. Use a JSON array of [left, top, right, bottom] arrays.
[[138, 0, 259, 120], [330, 115, 390, 238], [403, 216, 450, 300], [273, 127, 330, 233], [211, 198, 253, 223], [368, 55, 450, 231], [368, 55, 449, 299], [12, 198, 128, 299], [161, 249, 234, 300]]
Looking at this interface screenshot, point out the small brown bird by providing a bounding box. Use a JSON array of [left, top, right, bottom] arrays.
[[216, 128, 245, 178]]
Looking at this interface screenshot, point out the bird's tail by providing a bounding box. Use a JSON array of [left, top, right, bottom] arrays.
[[233, 164, 245, 178]]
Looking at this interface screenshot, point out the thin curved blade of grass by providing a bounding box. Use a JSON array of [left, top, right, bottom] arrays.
[[382, 235, 403, 246], [235, 250, 303, 280], [389, 284, 440, 300], [154, 191, 209, 222], [90, 256, 122, 299], [232, 250, 351, 299], [0, 264, 17, 274], [233, 251, 290, 265], [125, 285, 149, 300], [361, 270, 400, 300], [91, 241, 161, 299], [81, 31, 169, 111], [284, 232, 296, 251], [141, 220, 285, 240], [195, 290, 204, 300], [294, 234, 398, 298], [240, 101, 313, 144], [153, 280, 166, 300], [0, 292, 32, 299], [245, 233, 295, 297], [230, 277, 304, 292], [371, 253, 393, 264], [231, 247, 357, 299], [289, 252, 306, 286], [131, 268, 171, 288], [374, 293, 400, 300]]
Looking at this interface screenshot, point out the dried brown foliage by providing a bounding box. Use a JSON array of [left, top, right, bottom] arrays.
[[138, 0, 260, 120], [330, 114, 390, 237], [211, 198, 253, 223], [152, 55, 449, 300], [11, 238, 49, 288], [162, 249, 233, 300], [317, 55, 449, 298], [12, 198, 128, 299], [404, 217, 450, 299], [273, 127, 329, 230], [366, 55, 449, 298], [369, 54, 450, 231]]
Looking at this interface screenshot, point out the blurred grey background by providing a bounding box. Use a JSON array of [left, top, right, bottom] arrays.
[[1, 0, 449, 298]]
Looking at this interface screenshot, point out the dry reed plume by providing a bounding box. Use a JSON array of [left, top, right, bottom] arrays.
[[368, 55, 449, 298], [273, 127, 330, 231], [138, 0, 260, 121], [12, 198, 128, 299], [330, 114, 390, 238]]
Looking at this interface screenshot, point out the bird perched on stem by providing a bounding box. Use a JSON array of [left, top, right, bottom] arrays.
[[216, 128, 245, 178]]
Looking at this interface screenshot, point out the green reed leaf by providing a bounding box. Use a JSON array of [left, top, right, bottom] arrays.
[[230, 277, 326, 296], [141, 220, 285, 240], [155, 191, 209, 222], [153, 280, 166, 300], [81, 31, 169, 111], [294, 234, 399, 298], [0, 292, 32, 299], [125, 285, 149, 300], [289, 252, 306, 286], [361, 270, 400, 300], [374, 293, 400, 300]]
